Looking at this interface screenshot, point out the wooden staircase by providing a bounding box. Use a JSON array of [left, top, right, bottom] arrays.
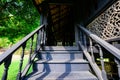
[[25, 46, 98, 80]]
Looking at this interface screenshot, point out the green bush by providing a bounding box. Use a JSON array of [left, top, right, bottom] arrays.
[[0, 38, 12, 48], [0, 0, 40, 48]]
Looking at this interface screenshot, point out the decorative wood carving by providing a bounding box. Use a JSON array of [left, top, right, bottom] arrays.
[[87, 0, 120, 39]]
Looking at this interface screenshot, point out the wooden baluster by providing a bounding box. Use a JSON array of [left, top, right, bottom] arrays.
[[40, 29, 43, 46], [42, 28, 44, 44], [81, 31, 84, 46], [39, 29, 42, 45], [37, 30, 41, 50], [41, 27, 45, 46], [28, 36, 34, 63], [43, 26, 46, 45], [96, 44, 107, 80], [83, 34, 87, 48], [39, 30, 42, 44], [79, 30, 82, 43], [114, 58, 120, 79], [33, 31, 41, 61], [42, 28, 44, 45], [2, 54, 12, 80], [36, 30, 42, 49], [17, 42, 26, 80], [89, 38, 95, 63], [36, 31, 40, 51]]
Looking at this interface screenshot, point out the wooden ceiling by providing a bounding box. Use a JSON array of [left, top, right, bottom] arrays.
[[33, 0, 73, 5]]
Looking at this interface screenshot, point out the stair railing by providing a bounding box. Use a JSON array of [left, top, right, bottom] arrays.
[[77, 24, 120, 80], [0, 24, 46, 80], [94, 44, 107, 80]]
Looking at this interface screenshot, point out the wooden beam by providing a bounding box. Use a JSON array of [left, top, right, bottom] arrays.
[[48, 3, 73, 5]]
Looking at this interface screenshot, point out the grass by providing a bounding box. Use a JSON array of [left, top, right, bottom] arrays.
[[0, 58, 33, 80], [0, 33, 37, 80]]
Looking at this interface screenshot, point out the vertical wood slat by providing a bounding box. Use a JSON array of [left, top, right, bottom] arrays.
[[17, 42, 26, 80], [28, 36, 34, 63], [89, 38, 95, 63], [36, 31, 40, 51], [81, 31, 84, 46], [83, 34, 87, 48], [43, 26, 46, 45], [21, 36, 35, 79], [41, 28, 44, 45], [2, 54, 12, 80]]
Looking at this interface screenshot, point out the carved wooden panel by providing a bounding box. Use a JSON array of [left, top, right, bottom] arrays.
[[87, 0, 120, 39]]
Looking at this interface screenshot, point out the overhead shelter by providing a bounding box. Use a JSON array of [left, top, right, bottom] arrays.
[[32, 0, 114, 46]]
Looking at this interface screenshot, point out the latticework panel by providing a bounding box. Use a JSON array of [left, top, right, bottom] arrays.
[[87, 0, 120, 39]]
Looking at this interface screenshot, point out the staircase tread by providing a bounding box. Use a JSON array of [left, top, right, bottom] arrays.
[[26, 71, 97, 80], [25, 46, 97, 80], [44, 46, 79, 51], [35, 59, 88, 64], [40, 51, 82, 54]]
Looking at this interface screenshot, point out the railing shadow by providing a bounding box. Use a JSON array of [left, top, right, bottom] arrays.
[[57, 51, 75, 79], [36, 51, 52, 80]]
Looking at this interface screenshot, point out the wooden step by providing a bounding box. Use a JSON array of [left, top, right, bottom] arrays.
[[25, 71, 98, 80], [24, 46, 98, 80], [39, 51, 83, 60], [43, 46, 79, 51], [33, 59, 89, 72]]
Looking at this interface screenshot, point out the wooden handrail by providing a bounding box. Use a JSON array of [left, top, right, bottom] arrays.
[[77, 24, 120, 79], [0, 24, 44, 64], [78, 42, 103, 80], [105, 36, 120, 43], [78, 24, 120, 60], [0, 24, 45, 80]]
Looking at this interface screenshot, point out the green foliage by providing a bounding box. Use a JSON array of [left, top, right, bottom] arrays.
[[0, 0, 40, 48], [0, 37, 12, 48]]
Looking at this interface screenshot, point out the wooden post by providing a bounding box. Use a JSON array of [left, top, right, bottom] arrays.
[[75, 25, 79, 46]]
